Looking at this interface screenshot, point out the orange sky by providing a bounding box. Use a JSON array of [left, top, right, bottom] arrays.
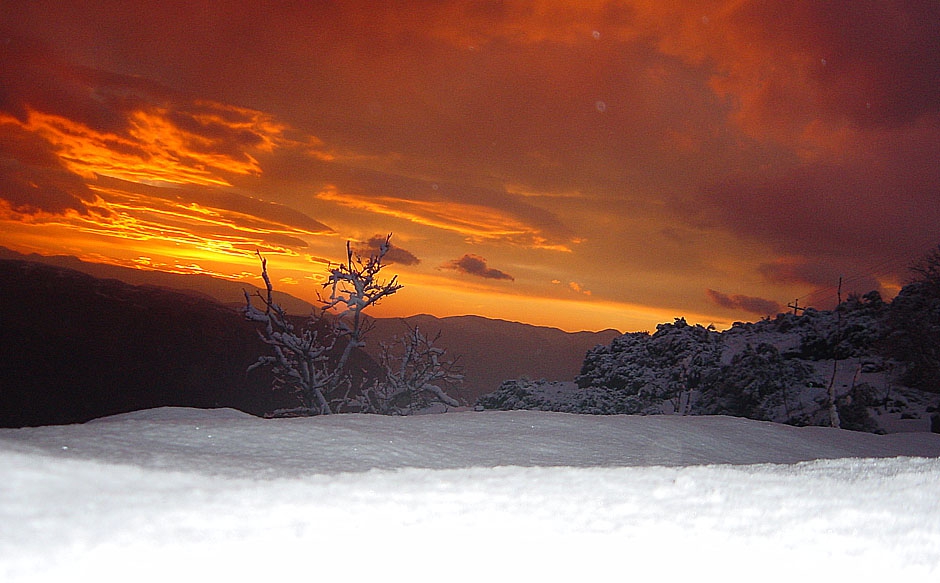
[[1, 1, 939, 332]]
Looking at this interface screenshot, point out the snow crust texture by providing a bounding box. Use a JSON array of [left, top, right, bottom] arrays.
[[2, 408, 940, 581]]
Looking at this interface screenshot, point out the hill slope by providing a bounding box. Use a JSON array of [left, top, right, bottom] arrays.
[[479, 314, 940, 433], [1, 248, 619, 411], [0, 260, 331, 426], [1, 257, 619, 424]]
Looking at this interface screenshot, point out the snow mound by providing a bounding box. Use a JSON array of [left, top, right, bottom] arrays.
[[2, 408, 940, 581], [6, 408, 940, 476]]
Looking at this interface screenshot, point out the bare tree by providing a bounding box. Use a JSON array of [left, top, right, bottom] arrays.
[[363, 325, 463, 415], [244, 234, 403, 415], [321, 235, 403, 395], [243, 253, 339, 415]]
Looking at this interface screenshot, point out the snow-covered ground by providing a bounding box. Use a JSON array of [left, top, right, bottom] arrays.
[[2, 408, 940, 581]]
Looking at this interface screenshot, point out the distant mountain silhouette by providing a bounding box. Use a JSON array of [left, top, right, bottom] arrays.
[[0, 259, 379, 427], [0, 248, 622, 418], [0, 246, 316, 315], [365, 314, 620, 403]]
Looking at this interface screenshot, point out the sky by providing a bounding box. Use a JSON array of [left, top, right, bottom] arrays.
[[1, 1, 939, 332]]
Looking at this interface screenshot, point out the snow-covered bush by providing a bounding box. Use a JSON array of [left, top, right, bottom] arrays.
[[575, 318, 723, 415], [699, 342, 815, 424], [835, 382, 882, 433], [475, 379, 562, 412], [476, 379, 639, 414], [361, 325, 463, 415], [797, 292, 888, 361], [477, 306, 928, 432], [571, 319, 826, 424]]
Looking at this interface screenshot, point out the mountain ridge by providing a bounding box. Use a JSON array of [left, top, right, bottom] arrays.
[[0, 249, 620, 417], [365, 314, 620, 402]]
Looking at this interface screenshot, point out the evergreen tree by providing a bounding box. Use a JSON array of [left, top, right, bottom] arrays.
[[885, 245, 940, 393]]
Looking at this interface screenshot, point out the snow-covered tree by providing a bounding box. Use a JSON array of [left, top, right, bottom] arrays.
[[244, 234, 403, 415], [321, 234, 403, 396], [243, 253, 340, 415], [362, 325, 463, 415]]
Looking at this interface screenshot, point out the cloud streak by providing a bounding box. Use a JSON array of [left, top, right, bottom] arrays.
[[316, 188, 575, 251]]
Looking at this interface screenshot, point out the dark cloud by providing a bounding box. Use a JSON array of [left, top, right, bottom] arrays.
[[729, 0, 940, 128], [0, 2, 719, 202], [289, 158, 580, 250], [0, 119, 62, 167], [190, 189, 332, 235], [442, 254, 514, 281], [757, 260, 885, 307], [0, 35, 150, 134], [0, 127, 96, 215], [165, 107, 272, 162], [758, 260, 847, 290], [231, 234, 310, 255], [0, 166, 91, 215], [356, 235, 421, 266], [706, 289, 783, 317], [0, 33, 283, 185], [690, 120, 940, 287]]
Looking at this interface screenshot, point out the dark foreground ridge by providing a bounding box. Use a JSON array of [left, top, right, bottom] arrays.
[[0, 259, 299, 426]]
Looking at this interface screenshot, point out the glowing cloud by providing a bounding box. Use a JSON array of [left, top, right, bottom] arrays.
[[7, 105, 283, 188], [568, 281, 592, 296], [82, 180, 331, 256], [316, 189, 573, 251]]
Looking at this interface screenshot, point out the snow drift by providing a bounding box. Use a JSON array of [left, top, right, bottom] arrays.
[[2, 408, 939, 581]]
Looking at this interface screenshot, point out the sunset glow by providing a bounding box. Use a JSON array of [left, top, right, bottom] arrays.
[[2, 1, 938, 332]]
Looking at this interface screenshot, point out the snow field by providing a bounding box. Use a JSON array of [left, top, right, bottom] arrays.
[[2, 408, 940, 581]]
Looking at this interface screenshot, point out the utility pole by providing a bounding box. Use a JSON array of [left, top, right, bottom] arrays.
[[787, 299, 806, 315], [826, 276, 843, 429]]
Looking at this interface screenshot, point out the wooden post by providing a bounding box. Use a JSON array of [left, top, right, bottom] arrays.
[[787, 299, 805, 315]]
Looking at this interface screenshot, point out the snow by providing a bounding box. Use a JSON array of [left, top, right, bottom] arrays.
[[2, 408, 940, 581]]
